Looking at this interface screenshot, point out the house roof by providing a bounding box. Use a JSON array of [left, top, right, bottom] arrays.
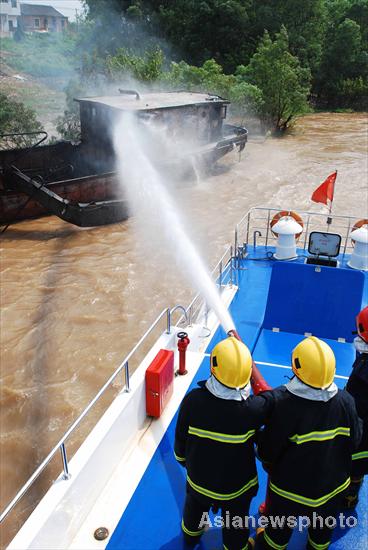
[[20, 3, 67, 18]]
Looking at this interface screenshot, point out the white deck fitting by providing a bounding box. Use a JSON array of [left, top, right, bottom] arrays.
[[8, 286, 237, 550]]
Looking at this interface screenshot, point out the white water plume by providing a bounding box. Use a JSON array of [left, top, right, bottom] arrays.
[[113, 112, 235, 334]]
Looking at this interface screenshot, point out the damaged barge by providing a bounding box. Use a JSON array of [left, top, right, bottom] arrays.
[[0, 91, 248, 227]]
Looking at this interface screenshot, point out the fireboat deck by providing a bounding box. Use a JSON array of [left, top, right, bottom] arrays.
[[106, 249, 368, 550]]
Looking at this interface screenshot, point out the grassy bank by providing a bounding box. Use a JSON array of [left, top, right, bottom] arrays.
[[0, 33, 78, 137], [0, 62, 66, 137], [1, 33, 77, 77]]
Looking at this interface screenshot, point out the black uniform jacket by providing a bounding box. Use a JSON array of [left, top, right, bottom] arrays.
[[174, 382, 274, 501], [346, 352, 368, 475], [258, 386, 363, 508]]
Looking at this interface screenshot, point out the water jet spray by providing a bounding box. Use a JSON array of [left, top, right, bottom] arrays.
[[113, 112, 235, 335]]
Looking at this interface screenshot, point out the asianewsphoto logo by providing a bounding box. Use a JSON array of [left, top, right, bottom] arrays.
[[198, 512, 358, 532]]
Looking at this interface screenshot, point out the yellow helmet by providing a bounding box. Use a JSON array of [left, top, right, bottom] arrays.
[[292, 336, 336, 389], [210, 337, 252, 389]]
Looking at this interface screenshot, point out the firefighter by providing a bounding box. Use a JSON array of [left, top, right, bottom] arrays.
[[345, 305, 368, 508], [174, 336, 273, 550], [255, 336, 362, 550]]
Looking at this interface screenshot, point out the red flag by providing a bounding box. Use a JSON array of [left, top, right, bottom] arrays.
[[311, 171, 337, 211]]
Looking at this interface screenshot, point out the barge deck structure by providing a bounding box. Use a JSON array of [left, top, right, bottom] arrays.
[[0, 91, 247, 227]]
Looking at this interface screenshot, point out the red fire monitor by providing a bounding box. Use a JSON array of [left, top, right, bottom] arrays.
[[145, 349, 174, 418]]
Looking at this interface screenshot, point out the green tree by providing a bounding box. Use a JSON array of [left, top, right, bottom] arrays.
[[55, 111, 81, 142], [227, 81, 264, 118], [244, 27, 311, 133], [0, 93, 44, 149], [249, 0, 326, 73], [316, 16, 368, 107], [106, 47, 164, 81], [345, 0, 368, 44], [54, 78, 100, 142], [164, 59, 232, 94], [81, 0, 167, 63], [84, 0, 254, 73], [83, 0, 128, 19], [150, 0, 252, 72], [163, 59, 263, 117]]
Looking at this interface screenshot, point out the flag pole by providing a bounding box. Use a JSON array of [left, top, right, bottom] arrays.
[[327, 202, 332, 230], [327, 169, 337, 229], [310, 170, 337, 231]]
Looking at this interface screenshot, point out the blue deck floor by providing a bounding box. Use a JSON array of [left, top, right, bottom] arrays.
[[107, 251, 368, 549]]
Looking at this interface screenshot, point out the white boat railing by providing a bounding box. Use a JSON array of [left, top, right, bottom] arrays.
[[0, 245, 234, 526], [234, 207, 361, 256]]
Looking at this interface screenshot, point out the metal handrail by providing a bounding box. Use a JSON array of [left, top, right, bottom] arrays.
[[236, 207, 361, 254], [166, 305, 188, 334], [0, 131, 48, 160], [0, 306, 171, 523]]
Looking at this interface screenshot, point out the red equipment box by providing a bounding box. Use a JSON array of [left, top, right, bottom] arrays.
[[145, 349, 174, 418]]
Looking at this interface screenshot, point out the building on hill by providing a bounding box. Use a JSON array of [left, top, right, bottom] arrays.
[[0, 0, 21, 37], [20, 3, 68, 33]]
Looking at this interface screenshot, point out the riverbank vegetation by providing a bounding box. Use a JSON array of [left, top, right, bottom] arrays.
[[82, 0, 367, 113], [0, 92, 44, 148], [0, 0, 366, 142]]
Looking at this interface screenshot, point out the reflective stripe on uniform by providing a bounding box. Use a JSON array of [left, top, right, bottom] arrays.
[[307, 534, 331, 550], [264, 530, 287, 550], [352, 450, 368, 461], [187, 474, 258, 501], [188, 425, 256, 444], [289, 427, 350, 445], [181, 519, 204, 537], [174, 452, 185, 462], [269, 477, 350, 507]]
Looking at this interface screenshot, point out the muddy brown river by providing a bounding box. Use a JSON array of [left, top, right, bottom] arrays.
[[0, 112, 367, 547]]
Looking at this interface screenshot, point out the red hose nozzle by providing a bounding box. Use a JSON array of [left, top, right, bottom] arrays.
[[227, 330, 272, 394], [251, 361, 272, 394]]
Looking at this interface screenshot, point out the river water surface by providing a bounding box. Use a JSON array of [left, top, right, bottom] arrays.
[[0, 112, 367, 546]]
